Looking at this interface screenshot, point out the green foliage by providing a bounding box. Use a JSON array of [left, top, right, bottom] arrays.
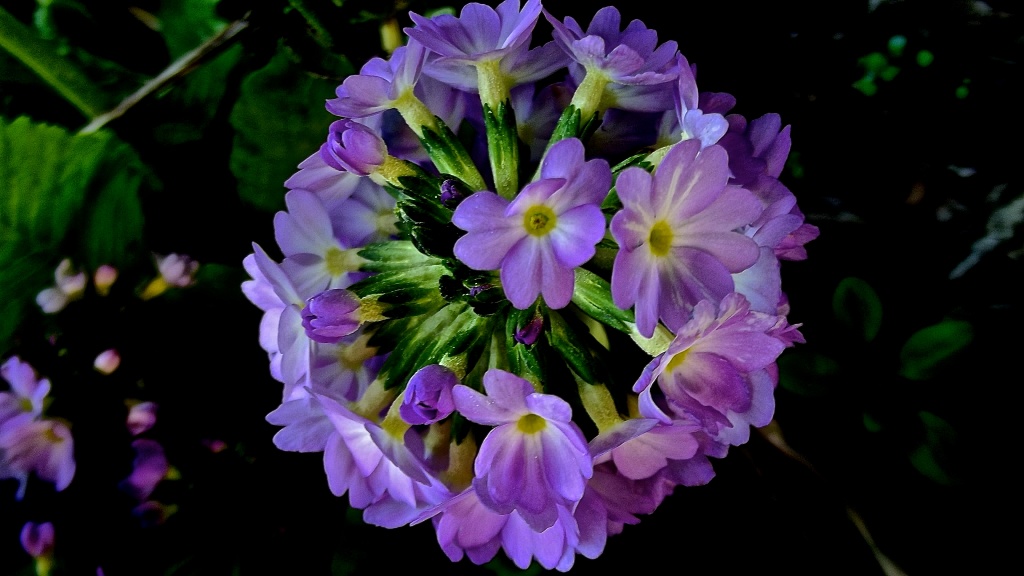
[[0, 115, 148, 351], [778, 350, 840, 397], [156, 0, 243, 123], [909, 411, 960, 485], [832, 277, 883, 342], [898, 319, 973, 380], [229, 49, 341, 211]]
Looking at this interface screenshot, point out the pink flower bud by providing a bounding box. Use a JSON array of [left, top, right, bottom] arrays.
[[93, 349, 121, 375]]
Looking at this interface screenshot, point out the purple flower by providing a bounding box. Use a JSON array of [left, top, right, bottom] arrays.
[[452, 138, 609, 309], [545, 6, 680, 113], [301, 289, 362, 343], [156, 253, 198, 288], [274, 189, 366, 292], [425, 486, 580, 571], [610, 139, 763, 337], [20, 521, 55, 559], [453, 369, 592, 531], [320, 120, 387, 176], [0, 356, 50, 431], [119, 439, 168, 501], [325, 40, 428, 119], [401, 365, 458, 425], [668, 54, 729, 148], [0, 418, 75, 498], [407, 0, 543, 67], [126, 402, 158, 436], [633, 293, 786, 435], [35, 258, 86, 313], [315, 392, 451, 528]]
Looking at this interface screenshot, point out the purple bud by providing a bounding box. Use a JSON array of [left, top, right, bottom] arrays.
[[20, 521, 55, 558], [301, 289, 361, 343], [514, 311, 544, 345], [399, 364, 458, 425], [319, 120, 387, 176], [127, 402, 158, 436], [93, 349, 121, 375], [439, 179, 465, 208]]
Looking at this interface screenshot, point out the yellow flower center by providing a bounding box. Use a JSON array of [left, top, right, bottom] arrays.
[[648, 220, 674, 256], [325, 247, 360, 278], [523, 205, 557, 236], [517, 413, 547, 434], [664, 348, 690, 373]]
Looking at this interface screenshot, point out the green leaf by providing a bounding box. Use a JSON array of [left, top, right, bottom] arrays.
[[899, 319, 973, 380], [0, 115, 149, 351], [832, 276, 882, 342], [229, 49, 341, 211], [909, 411, 960, 485], [0, 115, 148, 263], [0, 233, 51, 353], [777, 350, 840, 397]]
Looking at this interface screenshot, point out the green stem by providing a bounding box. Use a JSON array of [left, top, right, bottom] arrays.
[[0, 6, 108, 119]]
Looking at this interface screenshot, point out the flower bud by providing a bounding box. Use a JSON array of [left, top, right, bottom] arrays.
[[93, 265, 118, 296], [400, 364, 458, 425], [300, 289, 361, 343], [20, 521, 55, 559], [94, 349, 121, 375], [319, 120, 387, 176]]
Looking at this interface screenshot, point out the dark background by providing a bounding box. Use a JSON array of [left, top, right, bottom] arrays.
[[1, 0, 1020, 574]]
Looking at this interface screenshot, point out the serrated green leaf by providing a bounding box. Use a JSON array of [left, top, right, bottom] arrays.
[[0, 115, 149, 352], [832, 276, 882, 342], [899, 319, 973, 380], [0, 115, 148, 262], [230, 50, 341, 211], [0, 233, 51, 354]]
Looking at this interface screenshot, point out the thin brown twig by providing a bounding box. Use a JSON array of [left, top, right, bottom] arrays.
[[757, 420, 909, 576], [78, 15, 251, 135]]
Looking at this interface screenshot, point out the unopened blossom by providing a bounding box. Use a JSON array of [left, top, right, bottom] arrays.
[[93, 264, 118, 295], [35, 258, 86, 313], [611, 139, 763, 337], [300, 289, 362, 343], [453, 369, 592, 531], [401, 365, 458, 425], [20, 520, 55, 559], [93, 349, 121, 375], [452, 138, 609, 309], [126, 401, 158, 436], [320, 120, 388, 176]]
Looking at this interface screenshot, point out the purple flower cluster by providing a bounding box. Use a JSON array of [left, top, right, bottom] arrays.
[[245, 0, 816, 570]]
